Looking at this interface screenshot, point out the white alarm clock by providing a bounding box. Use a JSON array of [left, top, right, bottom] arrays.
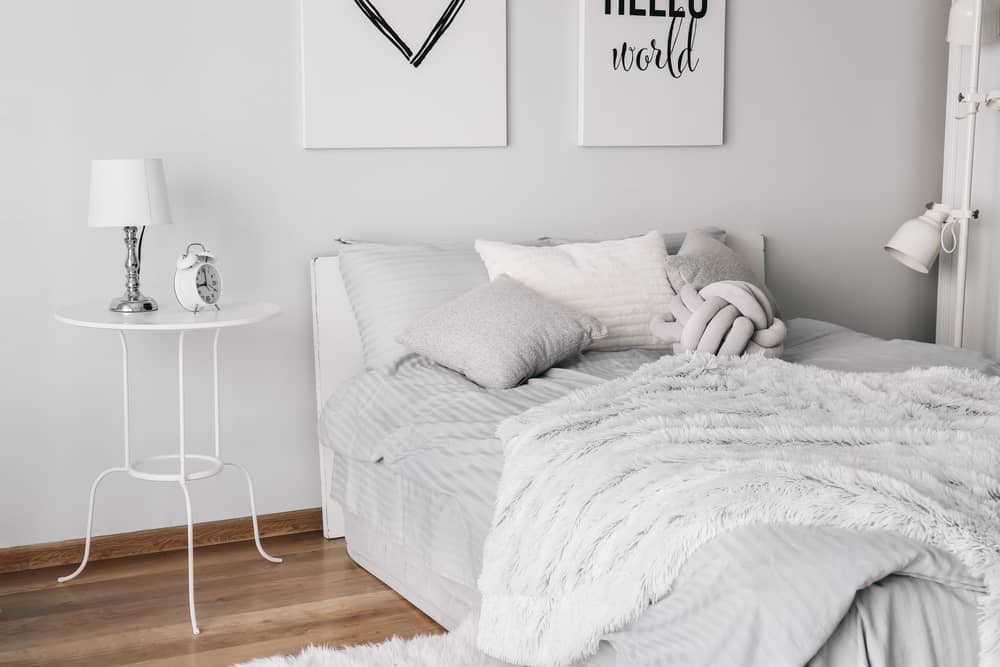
[[174, 243, 222, 312]]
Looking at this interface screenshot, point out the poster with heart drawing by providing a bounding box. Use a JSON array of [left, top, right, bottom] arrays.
[[301, 0, 507, 148], [579, 0, 727, 146]]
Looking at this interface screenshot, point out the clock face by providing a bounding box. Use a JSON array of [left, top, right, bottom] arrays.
[[196, 264, 221, 304]]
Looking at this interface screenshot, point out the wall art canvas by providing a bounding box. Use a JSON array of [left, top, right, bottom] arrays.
[[301, 0, 507, 148], [579, 0, 727, 146]]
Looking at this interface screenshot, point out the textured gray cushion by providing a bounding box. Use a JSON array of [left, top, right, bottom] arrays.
[[338, 241, 490, 369], [666, 230, 760, 292], [398, 275, 608, 389]]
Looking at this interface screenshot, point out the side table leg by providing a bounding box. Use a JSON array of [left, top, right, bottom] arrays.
[[225, 462, 283, 564], [58, 467, 128, 583], [178, 480, 200, 635]]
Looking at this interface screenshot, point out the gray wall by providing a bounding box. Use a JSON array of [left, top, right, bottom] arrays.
[[1, 0, 948, 547]]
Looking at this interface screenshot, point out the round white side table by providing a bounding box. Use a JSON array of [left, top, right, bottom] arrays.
[[54, 302, 283, 635]]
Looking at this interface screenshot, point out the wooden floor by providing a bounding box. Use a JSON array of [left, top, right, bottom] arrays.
[[0, 532, 444, 666]]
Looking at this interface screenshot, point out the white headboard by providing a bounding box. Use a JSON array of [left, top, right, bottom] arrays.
[[310, 232, 766, 538]]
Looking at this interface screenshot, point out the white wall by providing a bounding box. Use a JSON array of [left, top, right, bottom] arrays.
[[938, 39, 1000, 357], [1, 0, 949, 547]]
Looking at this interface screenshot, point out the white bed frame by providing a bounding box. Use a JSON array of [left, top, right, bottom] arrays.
[[310, 234, 767, 539]]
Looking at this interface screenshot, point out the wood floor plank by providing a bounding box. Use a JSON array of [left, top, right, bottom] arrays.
[[0, 532, 444, 667], [1, 562, 387, 648], [3, 540, 357, 622], [128, 612, 443, 667], [0, 592, 438, 667]]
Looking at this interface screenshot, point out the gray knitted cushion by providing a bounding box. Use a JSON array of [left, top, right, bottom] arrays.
[[666, 230, 760, 292], [398, 275, 608, 389], [650, 281, 787, 358]]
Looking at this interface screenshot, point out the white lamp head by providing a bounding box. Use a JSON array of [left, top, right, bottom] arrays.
[[88, 158, 173, 229], [884, 204, 951, 274], [948, 0, 1000, 45]]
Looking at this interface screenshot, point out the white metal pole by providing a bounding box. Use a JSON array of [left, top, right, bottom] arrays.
[[178, 479, 200, 635], [225, 462, 283, 564], [954, 0, 986, 347], [178, 331, 187, 480], [119, 331, 130, 467], [213, 329, 221, 459], [56, 467, 127, 582]]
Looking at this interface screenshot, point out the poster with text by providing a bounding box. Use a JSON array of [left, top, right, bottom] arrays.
[[579, 0, 726, 146], [301, 0, 507, 148]]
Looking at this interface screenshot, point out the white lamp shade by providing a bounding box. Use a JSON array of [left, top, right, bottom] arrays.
[[884, 205, 950, 274], [88, 158, 173, 228], [948, 0, 1000, 45]]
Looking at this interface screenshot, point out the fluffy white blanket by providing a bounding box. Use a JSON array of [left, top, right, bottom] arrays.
[[476, 353, 1000, 667]]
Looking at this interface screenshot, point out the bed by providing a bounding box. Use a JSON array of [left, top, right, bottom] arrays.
[[309, 233, 767, 541], [310, 235, 1000, 665]]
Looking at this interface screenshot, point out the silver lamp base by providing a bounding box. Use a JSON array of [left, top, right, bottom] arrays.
[[108, 226, 159, 314], [110, 295, 159, 313]]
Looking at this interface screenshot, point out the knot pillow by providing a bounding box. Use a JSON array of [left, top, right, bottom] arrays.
[[650, 281, 787, 358]]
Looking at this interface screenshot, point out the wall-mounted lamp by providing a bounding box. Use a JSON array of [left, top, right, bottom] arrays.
[[884, 204, 954, 274], [885, 0, 998, 347]]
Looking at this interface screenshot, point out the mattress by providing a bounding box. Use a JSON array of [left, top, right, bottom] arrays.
[[320, 318, 999, 662]]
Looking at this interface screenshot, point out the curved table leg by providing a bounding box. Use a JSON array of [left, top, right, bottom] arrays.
[[225, 462, 283, 564], [57, 466, 128, 583], [178, 479, 200, 635]]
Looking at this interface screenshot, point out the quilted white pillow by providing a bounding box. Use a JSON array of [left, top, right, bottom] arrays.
[[475, 231, 674, 350]]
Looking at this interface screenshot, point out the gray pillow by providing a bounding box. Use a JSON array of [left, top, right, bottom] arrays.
[[338, 242, 490, 369], [398, 275, 608, 389], [666, 230, 760, 292]]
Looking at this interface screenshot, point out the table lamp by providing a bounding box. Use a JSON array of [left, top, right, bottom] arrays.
[[88, 158, 173, 312]]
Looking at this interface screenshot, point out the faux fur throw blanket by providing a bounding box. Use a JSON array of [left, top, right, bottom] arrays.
[[476, 354, 1000, 667]]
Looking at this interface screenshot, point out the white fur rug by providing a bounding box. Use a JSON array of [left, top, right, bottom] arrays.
[[234, 620, 512, 667]]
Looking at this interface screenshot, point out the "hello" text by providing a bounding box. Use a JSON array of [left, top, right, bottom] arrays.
[[604, 0, 708, 19]]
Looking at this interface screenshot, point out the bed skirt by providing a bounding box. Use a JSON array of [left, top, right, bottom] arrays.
[[343, 510, 479, 631]]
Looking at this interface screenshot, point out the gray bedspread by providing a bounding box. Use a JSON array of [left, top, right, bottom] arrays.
[[320, 318, 999, 666]]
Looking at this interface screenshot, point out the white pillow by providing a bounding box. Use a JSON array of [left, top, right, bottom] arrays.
[[475, 231, 674, 350]]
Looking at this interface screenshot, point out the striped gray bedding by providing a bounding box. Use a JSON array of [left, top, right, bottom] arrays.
[[591, 526, 983, 667], [320, 318, 1000, 665]]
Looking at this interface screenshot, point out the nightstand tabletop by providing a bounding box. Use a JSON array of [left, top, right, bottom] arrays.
[[55, 301, 280, 331]]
